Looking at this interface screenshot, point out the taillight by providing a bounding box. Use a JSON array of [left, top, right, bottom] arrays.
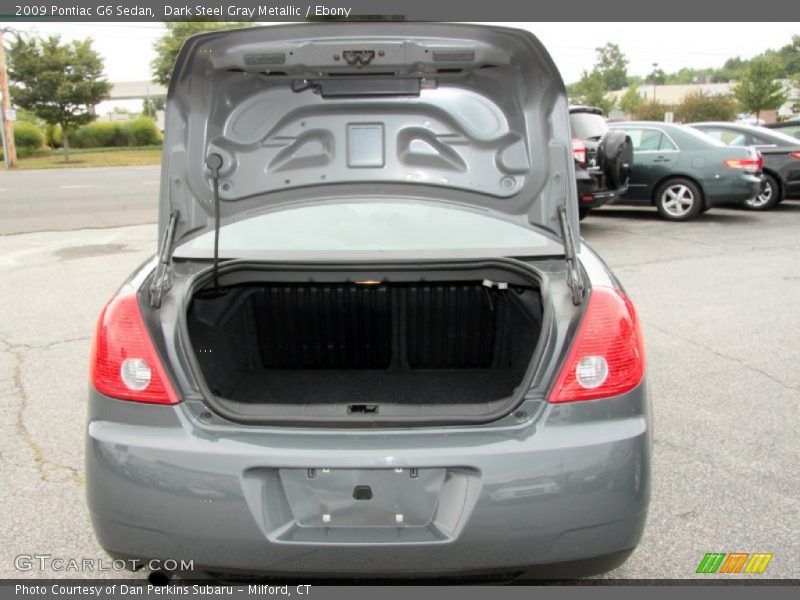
[[790, 151, 800, 160], [89, 291, 178, 404], [723, 157, 763, 171], [548, 287, 645, 403], [572, 139, 587, 165]]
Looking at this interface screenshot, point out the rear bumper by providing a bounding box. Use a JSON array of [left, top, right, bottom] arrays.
[[784, 179, 800, 197], [577, 170, 626, 210], [705, 173, 763, 207], [86, 381, 651, 577]]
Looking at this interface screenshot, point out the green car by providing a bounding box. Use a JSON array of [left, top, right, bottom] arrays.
[[610, 121, 764, 221]]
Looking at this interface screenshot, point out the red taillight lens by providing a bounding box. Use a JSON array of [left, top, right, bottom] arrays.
[[548, 287, 645, 403], [572, 139, 587, 165], [90, 291, 178, 404], [790, 151, 800, 160], [723, 157, 763, 170]]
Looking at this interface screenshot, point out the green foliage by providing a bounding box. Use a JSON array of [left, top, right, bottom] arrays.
[[619, 84, 644, 115], [645, 68, 666, 85], [14, 107, 44, 126], [70, 118, 162, 149], [594, 43, 629, 91], [633, 101, 670, 121], [674, 92, 739, 123], [7, 34, 111, 160], [572, 70, 616, 115], [72, 122, 123, 148], [142, 97, 165, 118], [44, 124, 62, 148], [11, 121, 45, 157], [151, 21, 250, 85], [118, 118, 162, 146], [718, 57, 748, 82], [570, 33, 799, 95], [762, 34, 800, 79], [734, 56, 789, 119]]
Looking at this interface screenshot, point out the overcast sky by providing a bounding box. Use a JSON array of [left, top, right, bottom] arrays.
[[9, 21, 800, 96]]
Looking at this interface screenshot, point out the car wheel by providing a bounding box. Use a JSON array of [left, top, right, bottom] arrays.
[[579, 207, 592, 220], [654, 178, 704, 221], [743, 173, 781, 211]]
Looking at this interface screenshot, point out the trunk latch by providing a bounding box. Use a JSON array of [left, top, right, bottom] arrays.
[[348, 404, 378, 415], [343, 50, 376, 66], [353, 485, 373, 501]]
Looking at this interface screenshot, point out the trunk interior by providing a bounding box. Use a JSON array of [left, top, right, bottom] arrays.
[[185, 269, 544, 423]]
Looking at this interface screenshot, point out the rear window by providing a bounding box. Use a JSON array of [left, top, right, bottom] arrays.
[[701, 129, 748, 146], [776, 125, 800, 139], [754, 128, 800, 146], [173, 202, 558, 259], [569, 112, 608, 140]]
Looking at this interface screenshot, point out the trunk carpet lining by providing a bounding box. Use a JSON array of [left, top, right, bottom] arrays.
[[188, 281, 541, 408]]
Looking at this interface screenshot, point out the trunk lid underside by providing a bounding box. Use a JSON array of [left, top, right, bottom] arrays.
[[160, 23, 578, 248]]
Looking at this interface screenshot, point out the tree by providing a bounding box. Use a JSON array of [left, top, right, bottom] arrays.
[[151, 22, 250, 86], [674, 92, 738, 123], [633, 101, 670, 121], [572, 70, 616, 115], [734, 56, 788, 122], [143, 97, 165, 118], [763, 34, 800, 79], [645, 68, 666, 86], [594, 43, 629, 91], [619, 84, 644, 116], [7, 35, 110, 161], [717, 57, 748, 82]]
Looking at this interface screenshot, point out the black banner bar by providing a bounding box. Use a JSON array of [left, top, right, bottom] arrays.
[[0, 0, 799, 21]]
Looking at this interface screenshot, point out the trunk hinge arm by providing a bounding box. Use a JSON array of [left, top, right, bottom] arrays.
[[149, 210, 179, 308], [557, 206, 585, 306]]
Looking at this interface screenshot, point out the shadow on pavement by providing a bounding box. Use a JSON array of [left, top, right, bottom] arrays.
[[585, 207, 755, 224]]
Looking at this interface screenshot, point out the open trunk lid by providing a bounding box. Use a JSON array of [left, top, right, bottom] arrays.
[[158, 22, 579, 249]]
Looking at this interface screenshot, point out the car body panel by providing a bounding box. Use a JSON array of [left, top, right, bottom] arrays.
[[86, 377, 650, 575], [160, 23, 579, 248], [690, 122, 800, 198], [611, 122, 762, 207]]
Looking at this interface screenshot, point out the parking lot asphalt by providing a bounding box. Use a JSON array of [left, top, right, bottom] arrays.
[[0, 197, 798, 580], [0, 165, 160, 235]]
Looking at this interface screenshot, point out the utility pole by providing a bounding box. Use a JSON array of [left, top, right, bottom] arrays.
[[651, 62, 659, 103], [0, 28, 18, 169]]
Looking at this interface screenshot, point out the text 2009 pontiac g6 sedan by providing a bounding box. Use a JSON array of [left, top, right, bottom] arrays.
[[87, 23, 651, 580]]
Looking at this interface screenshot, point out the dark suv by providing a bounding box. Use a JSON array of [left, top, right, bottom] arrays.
[[570, 106, 633, 219]]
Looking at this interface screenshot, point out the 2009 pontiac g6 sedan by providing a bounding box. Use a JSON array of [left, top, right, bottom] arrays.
[[86, 23, 651, 580]]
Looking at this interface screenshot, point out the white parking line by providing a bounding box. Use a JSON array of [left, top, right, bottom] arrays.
[[61, 184, 97, 189], [0, 188, 18, 192]]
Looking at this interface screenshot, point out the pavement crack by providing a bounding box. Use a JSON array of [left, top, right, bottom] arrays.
[[40, 336, 92, 350], [646, 322, 799, 393], [0, 336, 90, 352], [10, 347, 84, 485], [613, 243, 800, 269]]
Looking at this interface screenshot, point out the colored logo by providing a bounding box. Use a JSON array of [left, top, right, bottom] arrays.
[[696, 552, 773, 574]]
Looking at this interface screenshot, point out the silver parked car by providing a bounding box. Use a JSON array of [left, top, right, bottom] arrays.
[[87, 23, 651, 581]]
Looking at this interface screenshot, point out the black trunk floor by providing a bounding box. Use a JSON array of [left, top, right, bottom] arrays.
[[226, 369, 522, 405]]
